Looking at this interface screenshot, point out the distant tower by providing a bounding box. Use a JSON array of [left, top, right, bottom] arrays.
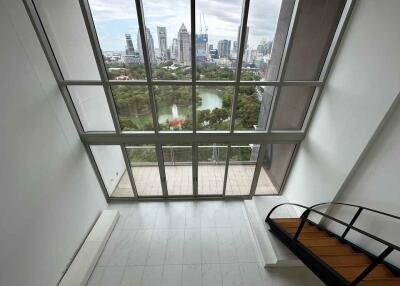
[[157, 26, 168, 61], [177, 23, 191, 66], [125, 34, 135, 54], [232, 41, 238, 59], [171, 38, 178, 60], [123, 34, 139, 64], [217, 40, 231, 58], [136, 27, 156, 64], [196, 34, 208, 64]]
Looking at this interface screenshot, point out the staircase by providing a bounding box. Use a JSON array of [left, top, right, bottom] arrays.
[[266, 203, 400, 286]]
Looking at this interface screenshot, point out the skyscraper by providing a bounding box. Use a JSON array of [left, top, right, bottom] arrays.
[[137, 27, 156, 64], [257, 40, 273, 56], [217, 40, 231, 58], [125, 34, 135, 54], [171, 38, 178, 60], [196, 34, 208, 64], [157, 26, 167, 61], [123, 34, 140, 64], [177, 23, 191, 66], [232, 41, 238, 59]]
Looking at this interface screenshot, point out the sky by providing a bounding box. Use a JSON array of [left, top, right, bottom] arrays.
[[88, 0, 282, 52]]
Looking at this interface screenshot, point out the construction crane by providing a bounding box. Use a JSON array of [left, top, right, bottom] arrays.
[[199, 12, 208, 34]]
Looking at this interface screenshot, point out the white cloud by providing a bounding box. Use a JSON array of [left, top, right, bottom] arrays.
[[89, 0, 283, 51]]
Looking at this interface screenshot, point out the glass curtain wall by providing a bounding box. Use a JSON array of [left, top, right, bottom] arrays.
[[30, 0, 350, 199]]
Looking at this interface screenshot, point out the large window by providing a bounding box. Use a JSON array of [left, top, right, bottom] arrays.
[[28, 0, 351, 199]]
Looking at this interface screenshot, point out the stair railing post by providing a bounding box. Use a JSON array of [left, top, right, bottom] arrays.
[[294, 209, 310, 241], [349, 246, 394, 286], [341, 207, 363, 240]]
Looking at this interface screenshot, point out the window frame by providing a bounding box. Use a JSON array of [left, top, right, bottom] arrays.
[[24, 0, 356, 201]]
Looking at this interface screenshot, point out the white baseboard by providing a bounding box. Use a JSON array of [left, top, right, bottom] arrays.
[[244, 198, 305, 268], [59, 210, 119, 286]]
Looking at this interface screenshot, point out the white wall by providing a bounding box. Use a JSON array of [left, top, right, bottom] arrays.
[[283, 0, 400, 207], [91, 145, 127, 196], [34, 0, 127, 192], [0, 1, 107, 285], [35, 0, 115, 132], [325, 95, 400, 266]]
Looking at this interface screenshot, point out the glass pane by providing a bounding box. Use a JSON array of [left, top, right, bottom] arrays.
[[196, 86, 233, 131], [88, 0, 146, 80], [154, 86, 192, 131], [240, 0, 283, 81], [226, 144, 258, 196], [234, 86, 262, 131], [91, 145, 133, 197], [142, 0, 191, 80], [272, 86, 315, 130], [68, 86, 115, 132], [196, 0, 243, 80], [256, 144, 295, 194], [35, 0, 100, 80], [111, 86, 154, 131], [283, 0, 346, 80], [163, 145, 192, 195], [198, 144, 228, 195], [127, 145, 163, 196]]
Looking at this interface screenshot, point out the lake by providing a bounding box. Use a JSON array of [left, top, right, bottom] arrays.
[[158, 88, 223, 123]]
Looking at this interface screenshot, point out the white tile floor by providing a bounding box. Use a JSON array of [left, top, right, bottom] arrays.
[[87, 201, 323, 286]]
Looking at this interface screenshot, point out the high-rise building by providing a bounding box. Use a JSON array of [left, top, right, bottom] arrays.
[[123, 34, 140, 64], [177, 23, 191, 66], [217, 40, 231, 58], [136, 27, 156, 64], [171, 38, 178, 60], [157, 26, 167, 61], [257, 40, 273, 56], [196, 34, 208, 64], [232, 41, 238, 59], [209, 49, 219, 59], [166, 48, 171, 61], [125, 34, 135, 54]]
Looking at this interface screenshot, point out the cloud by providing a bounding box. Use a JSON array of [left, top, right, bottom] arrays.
[[89, 0, 283, 51]]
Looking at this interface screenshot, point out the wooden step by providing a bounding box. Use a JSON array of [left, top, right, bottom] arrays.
[[336, 265, 394, 281], [273, 218, 303, 227], [309, 245, 355, 256], [273, 218, 301, 224], [319, 254, 371, 267], [274, 218, 315, 227], [359, 278, 400, 285], [269, 217, 400, 285], [284, 226, 322, 233], [297, 231, 330, 238], [300, 237, 343, 247]]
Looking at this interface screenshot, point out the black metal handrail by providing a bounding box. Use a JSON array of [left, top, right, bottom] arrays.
[[310, 202, 400, 241], [266, 202, 400, 286], [310, 202, 400, 221]]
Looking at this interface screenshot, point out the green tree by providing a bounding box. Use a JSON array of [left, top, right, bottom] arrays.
[[198, 109, 211, 126]]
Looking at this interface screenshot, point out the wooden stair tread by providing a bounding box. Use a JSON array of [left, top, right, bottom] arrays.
[[269, 217, 400, 285], [309, 245, 355, 255], [359, 278, 400, 285], [319, 254, 372, 267], [336, 265, 394, 281], [284, 226, 322, 233], [299, 237, 342, 247], [273, 218, 301, 224]]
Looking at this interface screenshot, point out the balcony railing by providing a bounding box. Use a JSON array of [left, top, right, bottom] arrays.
[[128, 145, 259, 167]]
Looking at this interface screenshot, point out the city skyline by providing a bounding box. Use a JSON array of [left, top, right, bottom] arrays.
[[89, 0, 282, 52]]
